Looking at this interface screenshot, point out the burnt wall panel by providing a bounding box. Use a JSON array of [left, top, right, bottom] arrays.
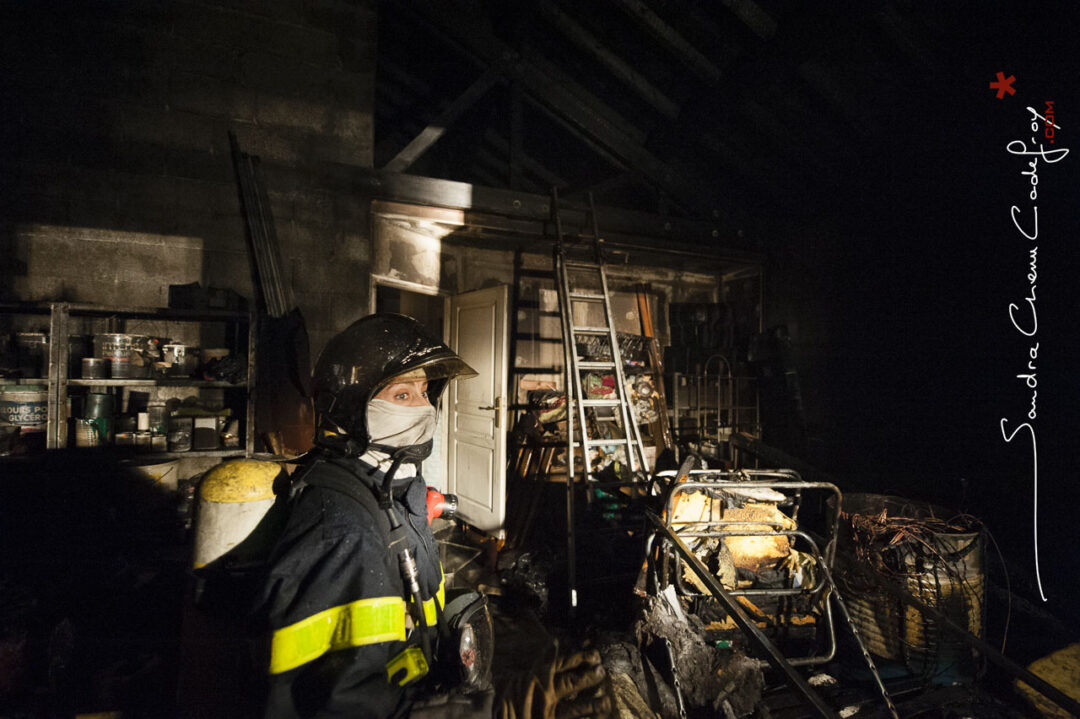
[[1, 0, 376, 355]]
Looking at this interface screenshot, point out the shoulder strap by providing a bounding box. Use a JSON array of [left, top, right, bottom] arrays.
[[299, 459, 394, 543]]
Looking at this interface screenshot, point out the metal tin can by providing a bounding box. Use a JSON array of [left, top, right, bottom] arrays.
[[81, 357, 108, 379], [134, 430, 152, 451], [95, 334, 146, 379]]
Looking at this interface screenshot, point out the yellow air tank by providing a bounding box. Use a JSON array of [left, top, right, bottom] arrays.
[[192, 459, 284, 570]]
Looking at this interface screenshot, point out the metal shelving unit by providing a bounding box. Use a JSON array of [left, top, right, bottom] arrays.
[[2, 301, 256, 457]]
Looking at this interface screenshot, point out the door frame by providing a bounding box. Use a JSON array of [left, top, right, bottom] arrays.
[[368, 274, 448, 315]]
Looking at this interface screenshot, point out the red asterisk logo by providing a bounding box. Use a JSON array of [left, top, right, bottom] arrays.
[[990, 72, 1016, 99]]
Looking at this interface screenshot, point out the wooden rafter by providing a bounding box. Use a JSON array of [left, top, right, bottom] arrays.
[[383, 66, 504, 173]]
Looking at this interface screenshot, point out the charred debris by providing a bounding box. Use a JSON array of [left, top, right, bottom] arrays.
[[440, 444, 1078, 719]]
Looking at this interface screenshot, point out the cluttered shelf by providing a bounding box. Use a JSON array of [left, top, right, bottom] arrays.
[[67, 379, 245, 388], [3, 300, 255, 457]]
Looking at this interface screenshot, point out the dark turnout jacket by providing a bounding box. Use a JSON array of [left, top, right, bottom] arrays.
[[257, 454, 445, 719]]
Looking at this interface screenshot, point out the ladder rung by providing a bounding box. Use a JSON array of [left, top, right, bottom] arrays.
[[572, 326, 611, 335], [576, 360, 615, 369], [568, 292, 605, 301], [572, 438, 631, 448], [580, 399, 621, 407], [563, 261, 600, 270]]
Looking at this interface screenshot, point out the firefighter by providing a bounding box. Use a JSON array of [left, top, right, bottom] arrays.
[[257, 313, 480, 718], [256, 313, 613, 719]]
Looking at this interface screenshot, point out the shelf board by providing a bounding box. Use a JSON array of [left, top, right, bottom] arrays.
[[67, 379, 244, 388], [0, 301, 249, 321], [130, 449, 246, 459]]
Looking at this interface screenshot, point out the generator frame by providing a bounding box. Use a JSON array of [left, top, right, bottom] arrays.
[[651, 468, 843, 667]]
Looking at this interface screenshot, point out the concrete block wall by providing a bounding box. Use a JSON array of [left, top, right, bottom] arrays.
[[1, 0, 377, 360]]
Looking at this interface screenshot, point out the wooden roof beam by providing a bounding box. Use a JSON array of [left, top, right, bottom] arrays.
[[719, 0, 777, 40], [536, 0, 681, 119], [402, 1, 745, 217], [610, 0, 722, 85], [383, 66, 504, 173], [482, 129, 568, 189]]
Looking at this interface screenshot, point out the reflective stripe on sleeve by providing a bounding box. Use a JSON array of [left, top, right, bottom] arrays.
[[269, 596, 407, 675]]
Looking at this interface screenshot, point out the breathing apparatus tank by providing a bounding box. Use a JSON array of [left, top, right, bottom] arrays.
[[192, 458, 286, 570]]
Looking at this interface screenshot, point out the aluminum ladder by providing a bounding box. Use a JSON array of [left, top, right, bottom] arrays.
[[552, 188, 650, 609]]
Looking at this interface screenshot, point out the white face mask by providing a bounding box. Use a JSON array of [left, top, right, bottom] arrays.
[[366, 398, 438, 448]]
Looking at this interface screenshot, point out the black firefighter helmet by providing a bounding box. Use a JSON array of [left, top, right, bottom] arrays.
[[312, 313, 477, 456]]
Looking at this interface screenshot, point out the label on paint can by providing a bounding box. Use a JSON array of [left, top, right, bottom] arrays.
[[0, 388, 48, 428]]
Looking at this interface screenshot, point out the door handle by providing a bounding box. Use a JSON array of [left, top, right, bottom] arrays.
[[479, 397, 501, 429]]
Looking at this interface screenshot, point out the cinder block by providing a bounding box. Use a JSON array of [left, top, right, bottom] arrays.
[[170, 69, 257, 121], [290, 252, 368, 291], [162, 146, 235, 184], [8, 192, 71, 226], [255, 93, 330, 134], [327, 70, 374, 108], [215, 0, 305, 25], [326, 107, 372, 145], [9, 276, 65, 303], [171, 1, 339, 68], [307, 132, 372, 168], [269, 188, 333, 227], [303, 0, 375, 36], [227, 125, 306, 166], [254, 163, 312, 197], [166, 33, 243, 84], [200, 248, 254, 298], [238, 50, 334, 102], [193, 218, 249, 254], [337, 38, 375, 75]]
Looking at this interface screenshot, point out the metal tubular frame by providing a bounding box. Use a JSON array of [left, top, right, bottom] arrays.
[[653, 470, 843, 667]]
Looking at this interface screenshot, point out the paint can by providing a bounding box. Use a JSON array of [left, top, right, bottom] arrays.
[[0, 386, 48, 430], [1, 385, 48, 454], [14, 333, 47, 378], [74, 418, 103, 447], [95, 334, 145, 379], [81, 357, 108, 379], [84, 392, 115, 419]]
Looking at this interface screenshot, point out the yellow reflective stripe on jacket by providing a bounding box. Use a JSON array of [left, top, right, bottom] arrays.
[[420, 580, 446, 626], [269, 572, 446, 675], [269, 596, 407, 674]]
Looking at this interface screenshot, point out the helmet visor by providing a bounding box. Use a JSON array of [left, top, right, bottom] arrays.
[[351, 355, 478, 388]]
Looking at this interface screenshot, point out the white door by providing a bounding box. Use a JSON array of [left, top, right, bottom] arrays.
[[445, 285, 509, 535]]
